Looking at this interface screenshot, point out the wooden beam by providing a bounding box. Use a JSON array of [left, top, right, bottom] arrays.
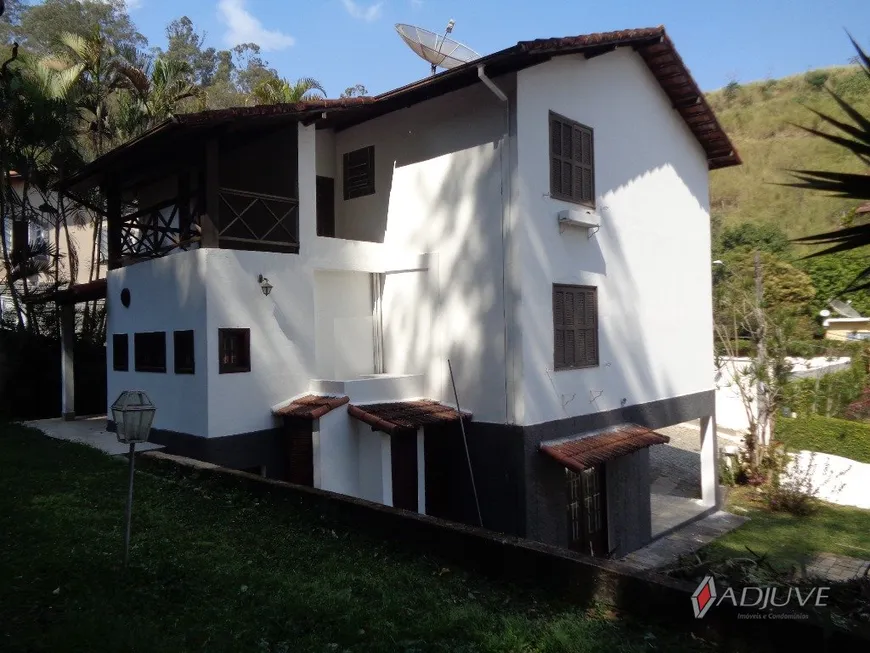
[[105, 181, 122, 271], [201, 139, 220, 247]]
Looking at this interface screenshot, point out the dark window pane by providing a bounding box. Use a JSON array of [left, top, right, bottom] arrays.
[[112, 334, 128, 371], [218, 328, 251, 374], [134, 332, 166, 373], [174, 330, 195, 374]]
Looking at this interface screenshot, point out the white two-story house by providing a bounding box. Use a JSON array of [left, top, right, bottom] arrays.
[[58, 26, 739, 557]]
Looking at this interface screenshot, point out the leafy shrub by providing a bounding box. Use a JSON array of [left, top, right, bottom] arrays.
[[723, 79, 741, 101], [781, 352, 868, 419], [774, 415, 870, 463], [804, 70, 830, 90]]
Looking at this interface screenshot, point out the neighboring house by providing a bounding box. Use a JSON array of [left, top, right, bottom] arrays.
[[822, 300, 870, 341], [1, 171, 104, 319], [57, 27, 739, 557]]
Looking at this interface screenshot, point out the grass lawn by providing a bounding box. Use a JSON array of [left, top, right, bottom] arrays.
[[703, 486, 870, 570], [0, 422, 719, 653]]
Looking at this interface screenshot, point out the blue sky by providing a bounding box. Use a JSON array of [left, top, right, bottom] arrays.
[[128, 0, 870, 95]]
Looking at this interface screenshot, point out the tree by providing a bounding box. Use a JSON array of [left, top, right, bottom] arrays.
[[251, 76, 326, 105], [340, 83, 368, 98], [115, 56, 202, 140], [16, 0, 145, 57], [789, 35, 870, 291], [715, 253, 794, 476], [162, 16, 218, 87], [797, 248, 870, 316]]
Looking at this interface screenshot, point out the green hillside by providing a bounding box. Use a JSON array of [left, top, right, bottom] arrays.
[[707, 66, 870, 239]]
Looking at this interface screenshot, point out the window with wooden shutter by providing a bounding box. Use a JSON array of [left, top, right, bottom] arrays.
[[343, 146, 375, 200], [549, 112, 595, 207], [553, 284, 598, 370]]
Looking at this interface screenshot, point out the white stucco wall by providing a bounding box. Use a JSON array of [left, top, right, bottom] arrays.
[[787, 450, 870, 510], [106, 250, 209, 435], [358, 429, 392, 505], [515, 49, 714, 426], [314, 270, 374, 379], [314, 405, 359, 497], [333, 79, 516, 422]]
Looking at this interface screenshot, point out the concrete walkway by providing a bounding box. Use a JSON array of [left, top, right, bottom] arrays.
[[24, 416, 164, 456], [620, 510, 748, 571]]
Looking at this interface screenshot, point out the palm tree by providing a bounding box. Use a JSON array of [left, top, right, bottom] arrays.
[[789, 36, 870, 291], [250, 76, 326, 105]]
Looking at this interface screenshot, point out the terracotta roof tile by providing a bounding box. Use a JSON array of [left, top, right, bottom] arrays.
[[540, 424, 669, 472], [348, 400, 471, 435], [273, 394, 349, 419]]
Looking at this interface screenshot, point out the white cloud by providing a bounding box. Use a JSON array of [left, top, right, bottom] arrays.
[[341, 0, 383, 22], [218, 0, 295, 51]]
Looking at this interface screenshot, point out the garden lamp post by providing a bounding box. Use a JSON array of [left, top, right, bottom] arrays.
[[111, 391, 156, 567]]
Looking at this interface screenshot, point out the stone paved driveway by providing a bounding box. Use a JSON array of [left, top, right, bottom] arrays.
[[650, 424, 702, 499]]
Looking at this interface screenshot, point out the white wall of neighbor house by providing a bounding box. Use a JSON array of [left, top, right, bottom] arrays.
[[105, 249, 209, 436], [515, 49, 714, 426], [327, 77, 517, 423]]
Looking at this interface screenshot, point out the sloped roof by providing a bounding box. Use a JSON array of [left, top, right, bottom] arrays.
[[273, 394, 350, 419], [348, 400, 471, 435], [540, 424, 669, 472], [60, 25, 738, 192]]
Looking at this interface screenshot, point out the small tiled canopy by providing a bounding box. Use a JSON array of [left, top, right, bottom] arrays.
[[273, 395, 349, 419], [348, 400, 471, 435], [540, 424, 669, 472]]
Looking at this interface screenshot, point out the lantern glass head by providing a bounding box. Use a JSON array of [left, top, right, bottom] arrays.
[[111, 390, 156, 444], [258, 274, 273, 296]]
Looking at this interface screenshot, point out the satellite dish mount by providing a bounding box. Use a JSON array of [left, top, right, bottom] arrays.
[[395, 20, 481, 76]]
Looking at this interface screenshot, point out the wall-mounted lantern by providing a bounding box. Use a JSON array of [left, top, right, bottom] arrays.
[[110, 390, 156, 567], [258, 274, 273, 297]]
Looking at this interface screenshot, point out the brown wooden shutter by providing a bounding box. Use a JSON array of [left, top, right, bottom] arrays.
[[553, 288, 566, 369], [554, 284, 598, 369], [343, 146, 375, 200], [549, 112, 594, 206]]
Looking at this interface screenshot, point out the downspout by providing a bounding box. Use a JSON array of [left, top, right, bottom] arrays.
[[477, 65, 512, 424]]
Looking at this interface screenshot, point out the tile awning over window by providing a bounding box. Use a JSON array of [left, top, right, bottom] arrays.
[[540, 424, 669, 472], [273, 394, 349, 419], [348, 400, 471, 435]]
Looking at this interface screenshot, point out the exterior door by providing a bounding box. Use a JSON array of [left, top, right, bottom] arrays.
[[567, 465, 608, 557]]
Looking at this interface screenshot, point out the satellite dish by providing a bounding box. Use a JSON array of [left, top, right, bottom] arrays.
[[395, 21, 480, 75]]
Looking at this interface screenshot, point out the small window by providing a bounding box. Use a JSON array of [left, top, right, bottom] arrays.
[[134, 332, 166, 373], [219, 328, 251, 374], [174, 330, 195, 374], [112, 334, 129, 371], [553, 285, 598, 370], [549, 112, 595, 206], [343, 146, 375, 200]]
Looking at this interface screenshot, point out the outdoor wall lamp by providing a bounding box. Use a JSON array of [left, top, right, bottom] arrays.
[[258, 274, 273, 297]]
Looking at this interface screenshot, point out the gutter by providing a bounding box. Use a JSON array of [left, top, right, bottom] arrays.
[[477, 65, 514, 425]]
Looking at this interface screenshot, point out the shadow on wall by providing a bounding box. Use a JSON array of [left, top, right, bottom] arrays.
[[374, 83, 513, 423]]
